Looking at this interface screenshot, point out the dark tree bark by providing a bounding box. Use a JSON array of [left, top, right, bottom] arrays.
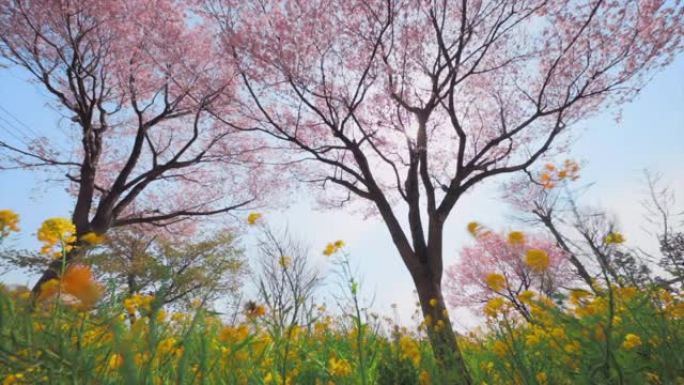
[[411, 252, 472, 385]]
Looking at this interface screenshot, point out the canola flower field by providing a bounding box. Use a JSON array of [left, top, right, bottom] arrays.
[[0, 211, 683, 385]]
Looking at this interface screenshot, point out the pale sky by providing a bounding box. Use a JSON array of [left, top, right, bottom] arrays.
[[1, 56, 682, 330]]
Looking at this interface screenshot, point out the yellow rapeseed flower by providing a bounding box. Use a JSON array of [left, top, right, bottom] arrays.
[[525, 249, 550, 272], [219, 324, 250, 343], [123, 293, 155, 315], [467, 221, 480, 236], [646, 372, 661, 384], [492, 340, 508, 357], [37, 217, 77, 257], [322, 240, 345, 256], [536, 372, 548, 385], [564, 341, 581, 354], [0, 209, 20, 236], [3, 373, 24, 385], [247, 212, 262, 225], [517, 290, 535, 304], [484, 273, 506, 292], [480, 361, 495, 373], [525, 327, 546, 347], [569, 289, 591, 305], [507, 231, 525, 245], [123, 298, 137, 315], [399, 335, 421, 366], [323, 243, 336, 256], [483, 297, 506, 318], [419, 370, 431, 385], [134, 352, 150, 366], [158, 337, 177, 355], [80, 232, 107, 245], [622, 333, 642, 350], [171, 312, 188, 323], [550, 327, 566, 339], [108, 354, 123, 370], [328, 357, 353, 377], [278, 255, 292, 268], [156, 309, 167, 323], [604, 232, 625, 245]]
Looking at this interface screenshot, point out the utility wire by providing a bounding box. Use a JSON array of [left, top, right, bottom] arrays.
[[0, 121, 33, 148], [0, 104, 44, 139], [0, 103, 71, 154]]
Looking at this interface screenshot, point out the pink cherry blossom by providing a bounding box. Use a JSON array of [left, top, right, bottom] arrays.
[[445, 231, 575, 310]]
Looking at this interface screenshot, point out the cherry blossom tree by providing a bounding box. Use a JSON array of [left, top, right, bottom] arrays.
[[210, 0, 682, 380], [444, 229, 575, 320], [0, 0, 269, 293]]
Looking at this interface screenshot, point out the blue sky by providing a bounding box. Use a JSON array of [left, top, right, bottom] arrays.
[[1, 56, 682, 329]]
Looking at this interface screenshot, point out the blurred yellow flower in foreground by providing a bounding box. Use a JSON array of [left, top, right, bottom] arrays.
[[524, 249, 550, 272], [36, 265, 102, 310], [484, 273, 506, 292], [483, 297, 506, 318], [507, 231, 525, 245], [517, 290, 535, 304], [0, 209, 20, 236], [37, 217, 77, 257]]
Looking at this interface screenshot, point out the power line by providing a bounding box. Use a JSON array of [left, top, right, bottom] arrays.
[[0, 103, 71, 154], [0, 121, 33, 148], [0, 104, 44, 139], [0, 106, 40, 145]]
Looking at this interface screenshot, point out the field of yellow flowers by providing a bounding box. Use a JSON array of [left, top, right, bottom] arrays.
[[1, 211, 683, 385]]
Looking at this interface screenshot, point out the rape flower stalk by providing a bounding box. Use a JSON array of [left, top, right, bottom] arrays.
[[2, 213, 684, 385], [333, 246, 373, 385]]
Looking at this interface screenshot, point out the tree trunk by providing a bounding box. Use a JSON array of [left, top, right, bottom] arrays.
[[410, 262, 473, 385]]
